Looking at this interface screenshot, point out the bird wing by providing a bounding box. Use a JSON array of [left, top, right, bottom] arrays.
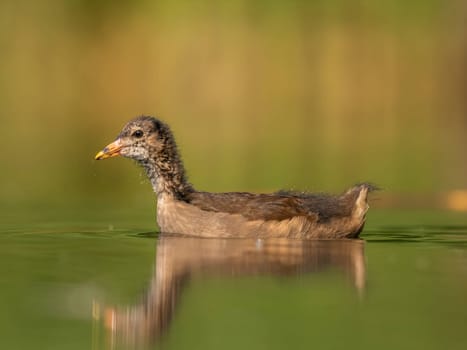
[[186, 184, 371, 222], [186, 191, 319, 221]]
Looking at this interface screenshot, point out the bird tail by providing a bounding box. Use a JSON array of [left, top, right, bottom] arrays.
[[346, 182, 379, 220], [339, 183, 378, 238]]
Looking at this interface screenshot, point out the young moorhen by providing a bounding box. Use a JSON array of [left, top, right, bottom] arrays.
[[95, 116, 376, 239]]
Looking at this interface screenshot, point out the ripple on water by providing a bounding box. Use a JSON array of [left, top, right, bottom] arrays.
[[364, 225, 467, 246]]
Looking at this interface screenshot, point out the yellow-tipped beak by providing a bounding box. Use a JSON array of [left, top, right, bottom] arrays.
[[95, 139, 123, 160]]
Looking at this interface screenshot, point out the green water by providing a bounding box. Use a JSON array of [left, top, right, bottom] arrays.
[[1, 209, 466, 350]]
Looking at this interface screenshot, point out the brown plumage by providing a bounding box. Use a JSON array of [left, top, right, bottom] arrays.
[[95, 116, 377, 239]]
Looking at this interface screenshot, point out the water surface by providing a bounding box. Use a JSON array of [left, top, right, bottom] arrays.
[[0, 209, 466, 350]]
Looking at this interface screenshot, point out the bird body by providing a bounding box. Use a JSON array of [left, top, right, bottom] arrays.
[[95, 116, 375, 239]]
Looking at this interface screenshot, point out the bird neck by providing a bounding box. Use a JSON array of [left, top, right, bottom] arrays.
[[141, 146, 194, 201]]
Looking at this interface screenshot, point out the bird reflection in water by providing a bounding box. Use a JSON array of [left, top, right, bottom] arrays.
[[94, 235, 366, 349]]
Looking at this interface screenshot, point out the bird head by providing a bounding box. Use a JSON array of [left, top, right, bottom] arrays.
[[95, 116, 169, 162]]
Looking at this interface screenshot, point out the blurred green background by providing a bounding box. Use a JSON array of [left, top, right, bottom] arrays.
[[1, 3, 467, 350], [1, 0, 466, 213]]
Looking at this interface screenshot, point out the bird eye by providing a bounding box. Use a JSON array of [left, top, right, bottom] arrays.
[[132, 130, 144, 138]]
